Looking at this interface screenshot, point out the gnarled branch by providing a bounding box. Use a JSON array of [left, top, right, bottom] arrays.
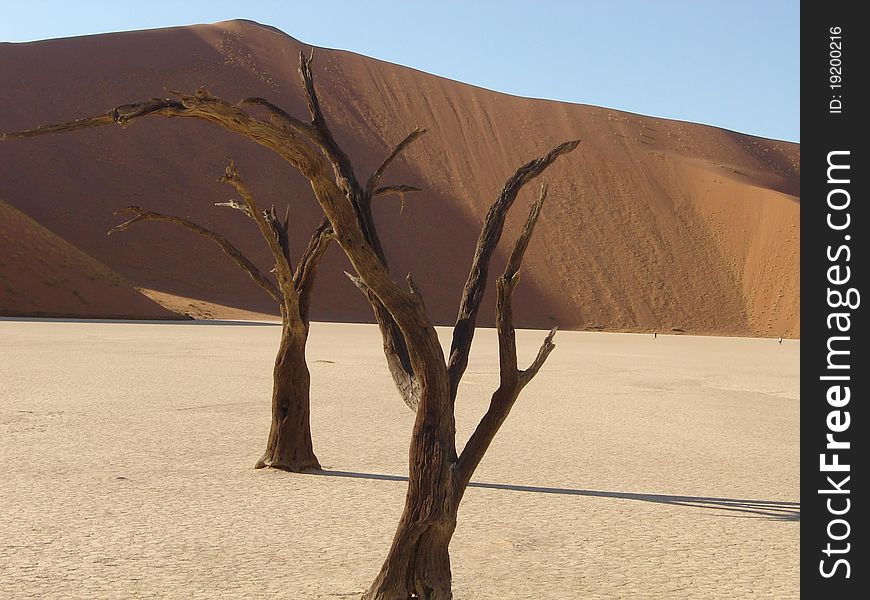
[[365, 128, 427, 199], [296, 54, 424, 411], [2, 87, 325, 183], [495, 183, 552, 384], [373, 184, 421, 197], [454, 183, 556, 492], [237, 96, 312, 138], [373, 184, 421, 214], [519, 327, 558, 388], [214, 199, 252, 217], [446, 140, 579, 403], [298, 51, 363, 204], [1, 98, 184, 141], [294, 217, 334, 323], [219, 161, 294, 287], [108, 206, 280, 303], [264, 204, 292, 266], [344, 270, 421, 411], [297, 55, 430, 416]]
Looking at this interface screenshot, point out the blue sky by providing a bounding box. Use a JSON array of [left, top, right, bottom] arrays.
[[1, 1, 799, 142]]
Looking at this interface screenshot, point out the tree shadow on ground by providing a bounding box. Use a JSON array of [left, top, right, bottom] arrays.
[[314, 469, 799, 522]]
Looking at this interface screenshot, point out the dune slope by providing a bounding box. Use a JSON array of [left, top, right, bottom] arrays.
[[0, 20, 799, 336], [0, 198, 180, 319]]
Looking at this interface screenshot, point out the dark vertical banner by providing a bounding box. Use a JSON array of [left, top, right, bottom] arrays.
[[802, 2, 867, 597]]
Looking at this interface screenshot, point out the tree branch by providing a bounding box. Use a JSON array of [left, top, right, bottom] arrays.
[[298, 50, 363, 203], [219, 161, 294, 287], [3, 88, 323, 179], [344, 271, 421, 412], [503, 184, 558, 387], [297, 52, 417, 274], [1, 98, 185, 140], [108, 206, 280, 303], [446, 140, 579, 403], [373, 185, 421, 214], [503, 183, 547, 279], [365, 128, 427, 199], [4, 60, 434, 420], [293, 217, 334, 323], [263, 204, 292, 266], [454, 183, 557, 493], [495, 183, 550, 384], [214, 199, 252, 217], [296, 52, 423, 412], [237, 96, 312, 137], [519, 327, 558, 388], [373, 184, 422, 197]]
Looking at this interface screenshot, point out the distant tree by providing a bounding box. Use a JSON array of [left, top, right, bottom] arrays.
[[107, 167, 332, 473], [2, 83, 425, 473], [3, 52, 578, 598]]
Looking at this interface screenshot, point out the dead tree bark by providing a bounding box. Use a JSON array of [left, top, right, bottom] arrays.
[[262, 320, 319, 471], [3, 53, 579, 597], [357, 184, 565, 600], [105, 166, 331, 473]]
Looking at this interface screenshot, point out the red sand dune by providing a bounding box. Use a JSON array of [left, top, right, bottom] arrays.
[[0, 20, 799, 337], [0, 198, 178, 319]]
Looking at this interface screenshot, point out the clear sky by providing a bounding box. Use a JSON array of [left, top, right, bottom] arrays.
[[1, 1, 799, 142]]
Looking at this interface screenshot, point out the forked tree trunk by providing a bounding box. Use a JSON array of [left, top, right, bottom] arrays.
[[255, 323, 320, 471], [362, 183, 563, 598]]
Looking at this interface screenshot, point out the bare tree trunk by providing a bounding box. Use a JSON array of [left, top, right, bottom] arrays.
[[361, 384, 518, 599], [363, 516, 455, 600], [363, 382, 457, 600], [105, 194, 328, 474], [256, 323, 320, 471]]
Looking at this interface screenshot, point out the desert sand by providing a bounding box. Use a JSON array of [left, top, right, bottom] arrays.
[[0, 20, 799, 337], [0, 319, 799, 598], [0, 199, 177, 320]]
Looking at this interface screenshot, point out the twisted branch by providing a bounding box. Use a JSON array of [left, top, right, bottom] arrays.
[[296, 53, 427, 411], [454, 183, 557, 492], [446, 140, 579, 403], [344, 270, 421, 411], [373, 184, 422, 197], [299, 51, 363, 205], [108, 206, 280, 303], [294, 217, 334, 322], [365, 128, 427, 199], [237, 96, 312, 138], [214, 199, 252, 217], [219, 161, 294, 286]]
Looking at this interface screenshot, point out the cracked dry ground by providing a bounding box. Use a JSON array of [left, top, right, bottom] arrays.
[[0, 320, 798, 599]]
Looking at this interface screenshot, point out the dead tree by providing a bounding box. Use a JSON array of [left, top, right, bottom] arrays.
[[3, 94, 424, 414], [103, 163, 331, 473], [2, 89, 425, 469], [2, 53, 579, 598]]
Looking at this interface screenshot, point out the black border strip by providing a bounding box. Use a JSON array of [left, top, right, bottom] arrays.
[[802, 3, 867, 596]]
